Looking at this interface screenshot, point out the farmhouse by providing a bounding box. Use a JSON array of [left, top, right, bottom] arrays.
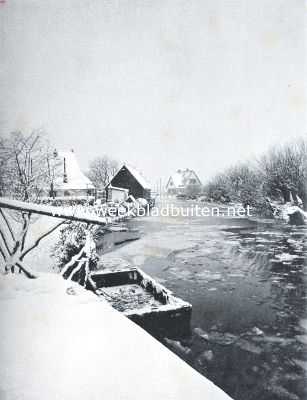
[[106, 164, 151, 202], [166, 169, 202, 196], [49, 150, 95, 199]]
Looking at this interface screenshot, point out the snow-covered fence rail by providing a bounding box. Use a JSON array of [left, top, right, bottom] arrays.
[[0, 198, 118, 226], [0, 197, 131, 280]]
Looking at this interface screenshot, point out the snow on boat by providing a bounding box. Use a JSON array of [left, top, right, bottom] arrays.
[[89, 267, 192, 337]]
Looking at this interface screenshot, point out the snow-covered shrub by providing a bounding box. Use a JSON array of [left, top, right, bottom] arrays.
[[136, 198, 148, 207], [52, 222, 99, 277], [36, 197, 94, 207]]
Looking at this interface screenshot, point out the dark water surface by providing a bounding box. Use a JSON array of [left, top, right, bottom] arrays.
[[99, 200, 307, 400]]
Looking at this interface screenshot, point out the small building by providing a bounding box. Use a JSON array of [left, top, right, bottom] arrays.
[[106, 164, 151, 201], [107, 185, 129, 203], [166, 169, 202, 196], [49, 150, 95, 199]]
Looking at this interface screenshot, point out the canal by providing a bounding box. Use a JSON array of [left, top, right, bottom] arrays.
[[99, 199, 307, 400]]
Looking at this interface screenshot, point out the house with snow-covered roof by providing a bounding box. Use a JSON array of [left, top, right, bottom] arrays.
[[166, 169, 202, 196], [105, 163, 151, 202], [47, 150, 95, 199]]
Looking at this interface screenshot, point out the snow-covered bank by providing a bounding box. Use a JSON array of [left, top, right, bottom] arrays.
[[281, 205, 307, 225], [0, 274, 232, 400], [267, 201, 307, 225]]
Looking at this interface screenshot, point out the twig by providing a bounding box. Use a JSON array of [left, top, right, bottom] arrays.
[[0, 241, 7, 262], [83, 258, 90, 287], [20, 212, 31, 251], [15, 262, 37, 279], [0, 209, 15, 241], [61, 245, 86, 277], [67, 258, 86, 281], [0, 224, 12, 256], [20, 220, 65, 261]]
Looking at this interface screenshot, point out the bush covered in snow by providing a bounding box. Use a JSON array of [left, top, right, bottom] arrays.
[[136, 198, 148, 208], [203, 138, 307, 215], [52, 222, 99, 276], [36, 197, 95, 207]]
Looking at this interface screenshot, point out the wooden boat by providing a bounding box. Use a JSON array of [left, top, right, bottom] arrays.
[[88, 267, 192, 338]]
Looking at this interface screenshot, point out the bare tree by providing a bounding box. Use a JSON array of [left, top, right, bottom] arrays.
[[0, 130, 58, 201], [87, 156, 118, 189], [0, 137, 13, 196]]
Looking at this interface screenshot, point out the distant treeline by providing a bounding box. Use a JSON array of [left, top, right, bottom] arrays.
[[203, 138, 307, 214]]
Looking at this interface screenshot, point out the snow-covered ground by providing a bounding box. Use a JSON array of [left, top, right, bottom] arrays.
[[0, 273, 232, 400]]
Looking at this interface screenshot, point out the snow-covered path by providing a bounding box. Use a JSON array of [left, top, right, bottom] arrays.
[[0, 274, 232, 400]]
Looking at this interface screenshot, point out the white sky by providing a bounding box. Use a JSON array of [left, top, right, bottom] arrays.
[[0, 0, 306, 186]]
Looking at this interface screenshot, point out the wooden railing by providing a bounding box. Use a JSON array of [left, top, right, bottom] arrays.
[[0, 197, 131, 280]]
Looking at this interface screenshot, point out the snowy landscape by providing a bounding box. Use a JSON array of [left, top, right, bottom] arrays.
[[0, 188, 306, 400], [1, 1, 306, 400]]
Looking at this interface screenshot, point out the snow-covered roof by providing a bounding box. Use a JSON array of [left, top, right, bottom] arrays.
[[54, 151, 95, 190], [167, 169, 201, 189], [125, 164, 151, 189], [112, 163, 151, 190], [169, 172, 185, 188]]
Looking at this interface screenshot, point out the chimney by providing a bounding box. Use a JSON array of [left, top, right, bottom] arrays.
[[63, 157, 68, 183]]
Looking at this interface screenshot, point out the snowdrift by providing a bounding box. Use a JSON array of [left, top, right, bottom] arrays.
[[0, 274, 232, 400]]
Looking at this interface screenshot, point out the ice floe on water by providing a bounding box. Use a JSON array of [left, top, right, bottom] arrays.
[[274, 253, 300, 262], [299, 319, 307, 331], [99, 215, 307, 400]]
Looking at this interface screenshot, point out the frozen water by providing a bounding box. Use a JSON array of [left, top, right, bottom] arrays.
[[98, 200, 307, 400]]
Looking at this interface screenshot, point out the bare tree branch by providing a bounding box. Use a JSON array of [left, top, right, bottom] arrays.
[[0, 131, 55, 201], [16, 262, 37, 279], [87, 155, 118, 189], [20, 220, 66, 261], [61, 245, 86, 277], [0, 209, 15, 241], [20, 212, 31, 251], [67, 258, 86, 281], [0, 241, 7, 262], [0, 224, 12, 256]]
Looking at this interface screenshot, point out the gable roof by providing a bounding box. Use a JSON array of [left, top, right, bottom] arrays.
[[168, 172, 185, 188], [54, 151, 95, 190], [111, 163, 151, 190], [166, 169, 201, 189]]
